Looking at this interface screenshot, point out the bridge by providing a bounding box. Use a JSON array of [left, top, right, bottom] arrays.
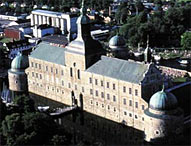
[[184, 115, 191, 128], [166, 81, 191, 92]]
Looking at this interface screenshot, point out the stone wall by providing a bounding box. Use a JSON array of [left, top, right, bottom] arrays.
[[158, 66, 191, 78]]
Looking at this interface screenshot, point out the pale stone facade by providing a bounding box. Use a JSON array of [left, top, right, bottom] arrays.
[[26, 48, 163, 132]]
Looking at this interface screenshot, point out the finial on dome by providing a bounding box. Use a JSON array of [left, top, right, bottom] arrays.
[[161, 84, 165, 92], [80, 0, 87, 15]]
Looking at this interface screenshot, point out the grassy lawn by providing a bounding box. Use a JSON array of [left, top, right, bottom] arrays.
[[0, 37, 13, 43], [173, 77, 187, 83]]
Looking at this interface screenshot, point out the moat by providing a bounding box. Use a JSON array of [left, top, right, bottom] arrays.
[[31, 93, 191, 146]]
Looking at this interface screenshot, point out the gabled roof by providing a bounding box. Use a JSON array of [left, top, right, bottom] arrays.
[[30, 42, 65, 65], [86, 56, 150, 84]]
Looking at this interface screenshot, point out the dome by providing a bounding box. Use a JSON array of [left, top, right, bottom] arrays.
[[11, 53, 29, 70], [149, 88, 178, 111], [109, 35, 126, 50]]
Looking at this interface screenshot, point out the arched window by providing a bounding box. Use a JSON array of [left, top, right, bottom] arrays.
[[70, 67, 73, 77], [77, 69, 80, 79]]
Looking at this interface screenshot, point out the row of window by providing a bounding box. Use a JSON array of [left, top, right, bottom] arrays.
[[32, 72, 42, 79], [123, 111, 144, 121], [89, 77, 138, 96], [123, 99, 144, 110], [31, 62, 81, 80]]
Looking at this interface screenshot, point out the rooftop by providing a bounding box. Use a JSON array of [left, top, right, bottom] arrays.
[[30, 42, 66, 65], [87, 56, 150, 83], [41, 35, 68, 45]]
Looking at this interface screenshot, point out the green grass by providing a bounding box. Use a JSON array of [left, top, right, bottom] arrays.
[[173, 77, 187, 83], [0, 37, 12, 43]]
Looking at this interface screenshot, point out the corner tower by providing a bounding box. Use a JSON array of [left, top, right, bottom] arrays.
[[65, 0, 105, 70], [144, 87, 184, 144], [8, 52, 29, 92]]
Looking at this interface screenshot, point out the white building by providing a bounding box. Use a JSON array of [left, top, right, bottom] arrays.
[[31, 10, 77, 36]]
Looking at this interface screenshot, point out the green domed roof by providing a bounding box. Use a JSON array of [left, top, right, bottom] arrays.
[[149, 88, 178, 111], [11, 53, 29, 70], [109, 35, 126, 49]]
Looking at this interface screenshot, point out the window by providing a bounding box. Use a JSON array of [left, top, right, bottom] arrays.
[[46, 66, 48, 71], [129, 100, 132, 106], [75, 85, 77, 90], [113, 95, 116, 102], [107, 82, 109, 88], [142, 105, 145, 110], [89, 77, 92, 83], [77, 70, 80, 79], [101, 80, 103, 86], [102, 104, 104, 108], [31, 62, 34, 67], [36, 73, 38, 78], [124, 111, 127, 115], [96, 102, 98, 106], [61, 70, 64, 75], [90, 100, 93, 105], [108, 105, 110, 110], [35, 63, 37, 68], [95, 79, 98, 85], [55, 69, 58, 74], [70, 68, 73, 77], [129, 113, 132, 117], [90, 89, 93, 95], [95, 90, 98, 96], [62, 80, 64, 86], [135, 89, 138, 96], [123, 86, 126, 93], [40, 74, 42, 79], [68, 83, 71, 88], [107, 94, 110, 100], [32, 72, 34, 77], [135, 102, 138, 108], [62, 90, 64, 94], [51, 67, 53, 73], [39, 64, 41, 69], [114, 107, 116, 112], [123, 98, 126, 105], [135, 115, 138, 119], [113, 84, 115, 90], [128, 88, 131, 94], [142, 117, 144, 121], [82, 87, 84, 93], [101, 92, 104, 98], [57, 89, 59, 93]]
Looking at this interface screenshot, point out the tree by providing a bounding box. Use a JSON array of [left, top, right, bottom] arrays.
[[181, 31, 191, 50], [13, 95, 35, 113], [1, 112, 62, 146]]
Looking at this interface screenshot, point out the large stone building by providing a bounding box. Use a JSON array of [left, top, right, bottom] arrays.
[[23, 1, 183, 143]]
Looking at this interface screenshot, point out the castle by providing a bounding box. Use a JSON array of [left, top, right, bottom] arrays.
[[8, 1, 184, 143]]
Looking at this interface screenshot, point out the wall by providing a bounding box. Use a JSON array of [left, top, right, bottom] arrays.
[[158, 66, 191, 78]]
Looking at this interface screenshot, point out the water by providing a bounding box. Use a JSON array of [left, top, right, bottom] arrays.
[[31, 93, 191, 145], [159, 59, 191, 72]]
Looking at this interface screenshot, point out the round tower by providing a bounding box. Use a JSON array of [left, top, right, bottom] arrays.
[[8, 52, 29, 92], [108, 34, 127, 58], [144, 87, 184, 144]]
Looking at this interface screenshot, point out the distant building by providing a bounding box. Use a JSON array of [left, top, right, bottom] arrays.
[[4, 40, 34, 59], [31, 9, 78, 37]]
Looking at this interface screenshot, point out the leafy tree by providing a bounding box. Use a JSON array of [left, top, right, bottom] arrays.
[[13, 95, 35, 113], [181, 31, 191, 50]]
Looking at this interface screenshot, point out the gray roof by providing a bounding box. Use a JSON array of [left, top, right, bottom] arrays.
[[30, 42, 65, 65], [87, 56, 150, 84]]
